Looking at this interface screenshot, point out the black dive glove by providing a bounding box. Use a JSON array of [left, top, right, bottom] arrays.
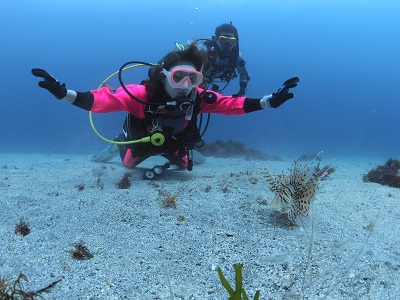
[[266, 77, 299, 108], [31, 68, 67, 99]]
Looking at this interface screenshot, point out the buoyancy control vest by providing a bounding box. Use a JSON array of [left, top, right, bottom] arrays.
[[122, 93, 203, 159], [203, 38, 239, 83]]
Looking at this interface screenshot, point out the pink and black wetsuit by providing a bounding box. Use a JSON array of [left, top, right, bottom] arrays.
[[71, 84, 264, 169]]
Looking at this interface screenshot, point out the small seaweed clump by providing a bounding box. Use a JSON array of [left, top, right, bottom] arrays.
[[15, 219, 30, 237], [0, 273, 41, 299], [260, 158, 333, 224], [1, 273, 62, 299], [116, 173, 131, 189], [68, 241, 94, 260], [363, 158, 400, 188], [159, 191, 178, 209]]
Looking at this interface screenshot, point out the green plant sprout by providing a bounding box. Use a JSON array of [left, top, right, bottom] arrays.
[[218, 264, 260, 300]]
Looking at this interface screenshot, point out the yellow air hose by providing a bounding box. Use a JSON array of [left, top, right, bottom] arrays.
[[88, 64, 151, 145]]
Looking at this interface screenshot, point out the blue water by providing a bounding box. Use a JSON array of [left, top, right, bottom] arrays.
[[1, 0, 399, 159]]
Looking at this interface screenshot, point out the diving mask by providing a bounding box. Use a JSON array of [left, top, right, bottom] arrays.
[[218, 35, 237, 48], [163, 65, 203, 88]]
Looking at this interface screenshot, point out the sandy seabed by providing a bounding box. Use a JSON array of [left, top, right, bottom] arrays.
[[0, 153, 399, 300]]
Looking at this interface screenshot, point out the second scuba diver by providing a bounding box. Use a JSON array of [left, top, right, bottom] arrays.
[[197, 22, 250, 96], [32, 43, 299, 177]]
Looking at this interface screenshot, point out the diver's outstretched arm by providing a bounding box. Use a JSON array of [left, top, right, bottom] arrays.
[[32, 68, 94, 111]]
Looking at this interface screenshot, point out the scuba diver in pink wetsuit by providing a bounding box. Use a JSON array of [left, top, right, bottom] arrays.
[[32, 43, 299, 179]]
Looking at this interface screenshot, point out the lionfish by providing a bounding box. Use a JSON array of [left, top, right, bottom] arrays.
[[260, 157, 333, 224]]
